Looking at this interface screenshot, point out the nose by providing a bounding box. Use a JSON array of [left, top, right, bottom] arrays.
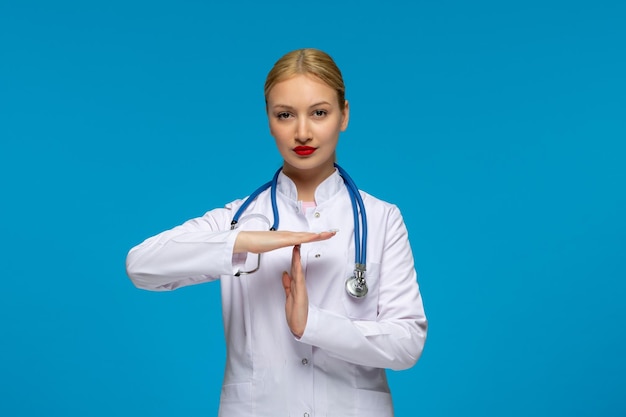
[[295, 118, 311, 143]]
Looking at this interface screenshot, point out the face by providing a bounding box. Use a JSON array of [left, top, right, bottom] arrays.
[[266, 74, 349, 179]]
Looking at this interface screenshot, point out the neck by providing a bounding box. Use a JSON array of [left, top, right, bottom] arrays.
[[282, 161, 335, 201]]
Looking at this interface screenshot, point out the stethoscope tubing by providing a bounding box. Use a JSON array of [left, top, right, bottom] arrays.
[[230, 163, 368, 287], [334, 164, 367, 268]]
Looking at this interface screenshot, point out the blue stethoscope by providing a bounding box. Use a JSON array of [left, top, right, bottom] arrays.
[[230, 163, 369, 298]]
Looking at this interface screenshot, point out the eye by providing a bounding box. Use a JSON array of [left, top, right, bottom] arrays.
[[312, 109, 327, 118], [276, 112, 292, 120]]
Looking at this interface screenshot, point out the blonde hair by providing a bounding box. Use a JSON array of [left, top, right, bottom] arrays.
[[264, 48, 346, 110]]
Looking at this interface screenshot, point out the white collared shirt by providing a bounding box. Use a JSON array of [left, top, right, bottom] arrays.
[[126, 170, 427, 417]]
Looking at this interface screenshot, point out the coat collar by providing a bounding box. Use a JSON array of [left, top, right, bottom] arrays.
[[276, 168, 345, 204]]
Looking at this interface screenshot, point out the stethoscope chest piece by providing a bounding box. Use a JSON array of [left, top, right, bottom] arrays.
[[345, 276, 368, 298], [232, 163, 370, 298], [345, 266, 368, 298]]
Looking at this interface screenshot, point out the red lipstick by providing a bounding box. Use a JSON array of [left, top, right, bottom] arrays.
[[293, 146, 316, 156]]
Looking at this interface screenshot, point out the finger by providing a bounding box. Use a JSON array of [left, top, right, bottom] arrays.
[[291, 245, 302, 280], [284, 231, 337, 247], [282, 271, 291, 296], [317, 229, 339, 238], [298, 230, 338, 244]]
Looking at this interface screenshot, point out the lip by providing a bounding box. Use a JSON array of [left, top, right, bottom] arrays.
[[293, 146, 317, 156]]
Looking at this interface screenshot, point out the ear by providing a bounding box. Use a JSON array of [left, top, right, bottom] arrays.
[[340, 100, 350, 131]]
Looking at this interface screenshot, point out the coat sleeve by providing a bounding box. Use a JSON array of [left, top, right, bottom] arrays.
[[298, 205, 427, 371], [125, 205, 246, 291]]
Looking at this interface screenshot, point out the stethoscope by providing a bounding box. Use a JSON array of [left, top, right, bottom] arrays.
[[230, 163, 369, 298]]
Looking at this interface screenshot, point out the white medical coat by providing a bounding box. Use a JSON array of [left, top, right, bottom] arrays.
[[126, 170, 427, 417]]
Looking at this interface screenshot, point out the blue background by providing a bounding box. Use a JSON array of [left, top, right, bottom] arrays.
[[1, 1, 625, 416]]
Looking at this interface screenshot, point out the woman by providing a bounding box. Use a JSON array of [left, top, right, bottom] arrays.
[[126, 48, 427, 417]]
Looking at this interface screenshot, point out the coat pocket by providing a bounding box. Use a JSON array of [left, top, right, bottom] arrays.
[[355, 389, 393, 414], [218, 382, 253, 416]]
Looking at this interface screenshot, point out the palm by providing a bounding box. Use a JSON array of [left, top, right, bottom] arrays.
[[235, 230, 336, 254]]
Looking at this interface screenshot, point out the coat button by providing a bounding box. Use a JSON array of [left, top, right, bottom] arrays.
[[301, 358, 309, 365], [314, 212, 320, 218], [315, 254, 321, 258]]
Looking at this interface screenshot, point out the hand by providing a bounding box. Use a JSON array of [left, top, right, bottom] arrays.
[[234, 230, 337, 254], [282, 245, 308, 338]]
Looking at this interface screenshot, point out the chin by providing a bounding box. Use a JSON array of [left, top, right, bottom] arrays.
[[285, 158, 334, 172]]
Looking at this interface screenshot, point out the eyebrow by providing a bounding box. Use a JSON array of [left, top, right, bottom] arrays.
[[271, 101, 332, 110]]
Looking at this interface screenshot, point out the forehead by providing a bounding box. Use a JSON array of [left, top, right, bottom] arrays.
[[267, 74, 338, 105]]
